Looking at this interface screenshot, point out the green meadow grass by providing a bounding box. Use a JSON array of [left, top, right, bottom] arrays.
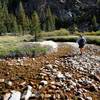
[[0, 35, 47, 58], [0, 30, 99, 58]]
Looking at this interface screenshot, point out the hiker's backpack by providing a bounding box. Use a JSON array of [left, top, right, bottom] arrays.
[[78, 38, 86, 46]]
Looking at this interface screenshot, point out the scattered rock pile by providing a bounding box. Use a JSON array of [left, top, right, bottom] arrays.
[[0, 44, 100, 100]]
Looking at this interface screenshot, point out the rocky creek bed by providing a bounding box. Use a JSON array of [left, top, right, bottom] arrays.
[[0, 43, 100, 100]]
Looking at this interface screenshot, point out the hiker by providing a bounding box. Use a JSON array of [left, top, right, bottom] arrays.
[[77, 35, 86, 55]]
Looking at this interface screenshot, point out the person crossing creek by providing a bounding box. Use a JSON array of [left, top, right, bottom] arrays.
[[77, 34, 86, 55]]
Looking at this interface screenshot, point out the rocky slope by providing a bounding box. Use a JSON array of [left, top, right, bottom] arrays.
[[0, 43, 100, 100]]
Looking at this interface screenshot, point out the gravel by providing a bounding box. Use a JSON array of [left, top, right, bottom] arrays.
[[0, 43, 100, 100]]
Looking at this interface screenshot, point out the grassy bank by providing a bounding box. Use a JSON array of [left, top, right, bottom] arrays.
[[45, 36, 100, 45], [0, 29, 100, 58], [39, 29, 100, 37], [0, 36, 48, 58], [39, 29, 100, 45]]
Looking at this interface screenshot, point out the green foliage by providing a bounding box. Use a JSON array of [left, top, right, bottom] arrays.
[[9, 45, 47, 58], [11, 15, 18, 33], [95, 31, 100, 35], [0, 36, 48, 58], [0, 2, 7, 34], [5, 13, 18, 33], [0, 1, 18, 34], [0, 0, 100, 35], [18, 1, 29, 35], [86, 36, 100, 45], [3, 3, 10, 32], [0, 0, 100, 34], [69, 24, 78, 34], [92, 15, 98, 31], [44, 6, 55, 31], [0, 44, 48, 58], [97, 0, 100, 5], [30, 11, 41, 41], [40, 29, 69, 37], [76, 31, 100, 36]]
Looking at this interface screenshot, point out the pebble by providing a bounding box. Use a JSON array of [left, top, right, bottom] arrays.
[[46, 64, 53, 69], [20, 81, 26, 86], [57, 71, 65, 80], [75, 91, 82, 96], [39, 85, 43, 89], [1, 44, 100, 99], [88, 83, 98, 92], [65, 72, 72, 79], [0, 79, 5, 83], [50, 85, 56, 89], [5, 80, 13, 86], [86, 96, 92, 100], [70, 80, 76, 87], [40, 80, 48, 85], [4, 93, 11, 100], [50, 81, 55, 85], [77, 96, 85, 100], [45, 94, 51, 98]]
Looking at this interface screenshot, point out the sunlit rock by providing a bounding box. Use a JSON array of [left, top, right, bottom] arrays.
[[9, 90, 21, 100], [21, 85, 32, 100]]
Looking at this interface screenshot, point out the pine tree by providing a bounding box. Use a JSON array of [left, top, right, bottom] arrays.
[[0, 2, 7, 34], [30, 11, 41, 41], [18, 25, 23, 35], [92, 15, 98, 31], [10, 14, 18, 33], [97, 0, 100, 5], [52, 15, 56, 30], [0, 2, 18, 34], [46, 6, 55, 31], [3, 5, 12, 33], [25, 16, 30, 32], [18, 1, 29, 35]]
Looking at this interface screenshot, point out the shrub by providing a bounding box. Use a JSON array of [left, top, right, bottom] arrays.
[[0, 42, 48, 58], [40, 28, 69, 37], [7, 43, 48, 58], [76, 31, 100, 36], [95, 31, 100, 35]]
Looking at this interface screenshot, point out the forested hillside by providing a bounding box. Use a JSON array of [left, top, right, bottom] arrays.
[[0, 0, 100, 34]]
